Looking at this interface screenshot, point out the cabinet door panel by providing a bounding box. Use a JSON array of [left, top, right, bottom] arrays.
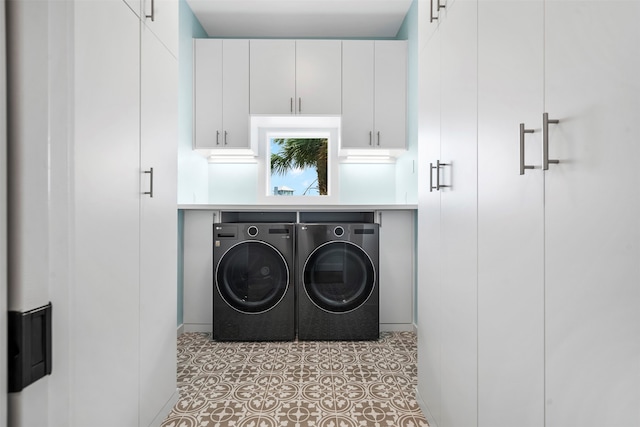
[[342, 40, 375, 149], [374, 41, 407, 149], [544, 2, 640, 426], [439, 2, 477, 426], [477, 2, 545, 426], [417, 26, 442, 426], [73, 2, 141, 424], [295, 40, 341, 115], [222, 39, 249, 148], [250, 40, 295, 114], [194, 39, 222, 149], [140, 26, 178, 427]]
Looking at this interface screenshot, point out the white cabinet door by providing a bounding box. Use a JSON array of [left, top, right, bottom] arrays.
[[417, 23, 442, 426], [342, 41, 407, 150], [250, 40, 296, 114], [142, 0, 178, 57], [378, 210, 414, 327], [342, 40, 375, 149], [438, 2, 477, 426], [295, 40, 341, 115], [194, 39, 223, 149], [194, 39, 249, 149], [73, 2, 141, 425], [222, 39, 249, 148], [374, 41, 407, 150], [544, 2, 640, 426], [139, 26, 178, 427], [476, 2, 545, 427]]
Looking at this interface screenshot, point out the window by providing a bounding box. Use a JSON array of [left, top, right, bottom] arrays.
[[254, 116, 340, 204]]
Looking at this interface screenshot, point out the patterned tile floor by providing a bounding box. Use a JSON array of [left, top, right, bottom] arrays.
[[162, 331, 429, 427]]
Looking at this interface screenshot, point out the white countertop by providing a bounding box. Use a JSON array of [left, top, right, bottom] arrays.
[[178, 204, 417, 211]]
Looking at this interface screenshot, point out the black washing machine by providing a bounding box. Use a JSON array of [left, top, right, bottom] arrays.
[[213, 223, 295, 341], [296, 223, 379, 341]]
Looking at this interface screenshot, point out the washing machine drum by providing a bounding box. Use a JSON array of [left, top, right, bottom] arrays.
[[303, 241, 376, 313], [216, 241, 289, 314]]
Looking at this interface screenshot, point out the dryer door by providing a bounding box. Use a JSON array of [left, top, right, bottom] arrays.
[[216, 241, 289, 314], [303, 241, 376, 313]]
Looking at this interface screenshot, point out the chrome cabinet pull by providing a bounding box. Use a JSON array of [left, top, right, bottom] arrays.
[[377, 131, 381, 146], [224, 130, 228, 145], [429, 162, 437, 192], [290, 98, 293, 113], [543, 112, 560, 170], [369, 131, 373, 146], [430, 0, 438, 22], [216, 130, 220, 145], [430, 160, 450, 192], [519, 123, 535, 175], [299, 97, 302, 113], [145, 0, 155, 21], [143, 168, 154, 198]]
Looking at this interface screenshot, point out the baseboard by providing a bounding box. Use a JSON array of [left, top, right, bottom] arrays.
[[413, 322, 418, 333], [380, 323, 414, 332], [415, 387, 438, 427], [147, 389, 179, 427], [183, 323, 213, 333], [177, 324, 184, 337]]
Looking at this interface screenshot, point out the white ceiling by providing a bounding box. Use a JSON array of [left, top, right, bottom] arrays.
[[186, 0, 413, 38]]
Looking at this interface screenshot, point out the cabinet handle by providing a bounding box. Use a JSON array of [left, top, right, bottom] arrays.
[[216, 130, 220, 145], [143, 168, 154, 198], [145, 0, 155, 21], [430, 0, 438, 22], [437, 160, 451, 190], [429, 162, 437, 192], [290, 98, 293, 113], [377, 131, 381, 146], [224, 130, 228, 145], [543, 112, 560, 170], [519, 123, 535, 175], [438, 0, 446, 10], [430, 160, 450, 191], [369, 131, 373, 146], [299, 97, 302, 113]]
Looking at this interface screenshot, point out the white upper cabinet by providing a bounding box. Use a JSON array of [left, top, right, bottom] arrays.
[[194, 39, 250, 149], [342, 40, 407, 150], [249, 40, 341, 115], [295, 40, 342, 114]]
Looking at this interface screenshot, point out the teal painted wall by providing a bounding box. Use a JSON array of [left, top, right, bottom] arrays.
[[177, 0, 208, 327], [395, 0, 418, 205]]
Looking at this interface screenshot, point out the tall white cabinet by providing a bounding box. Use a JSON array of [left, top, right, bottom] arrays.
[[7, 1, 179, 426], [418, 1, 640, 426]]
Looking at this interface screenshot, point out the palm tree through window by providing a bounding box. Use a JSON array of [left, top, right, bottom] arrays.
[[270, 138, 328, 196]]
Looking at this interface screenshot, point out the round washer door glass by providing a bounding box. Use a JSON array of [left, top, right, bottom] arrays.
[[303, 241, 375, 313], [216, 241, 289, 314]]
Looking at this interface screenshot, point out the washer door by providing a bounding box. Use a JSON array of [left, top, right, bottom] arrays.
[[303, 241, 376, 313], [216, 241, 289, 314]]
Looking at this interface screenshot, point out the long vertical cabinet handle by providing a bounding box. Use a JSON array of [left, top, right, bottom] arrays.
[[369, 131, 373, 146], [430, 0, 438, 22], [145, 0, 155, 21], [377, 131, 381, 146], [519, 123, 535, 175], [143, 168, 154, 198], [429, 163, 437, 192], [543, 112, 560, 170], [216, 130, 220, 145], [290, 98, 293, 113], [299, 98, 302, 113], [224, 131, 228, 145]]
